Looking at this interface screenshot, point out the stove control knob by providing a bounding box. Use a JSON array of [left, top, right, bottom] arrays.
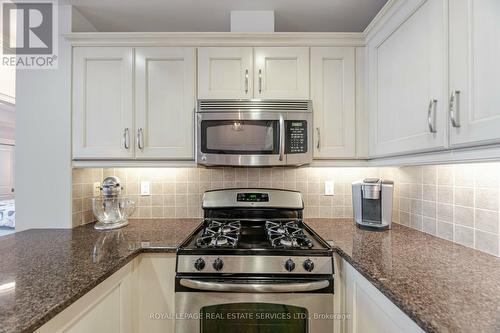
[[303, 259, 315, 272], [194, 258, 205, 271], [213, 258, 224, 271], [284, 259, 296, 272]]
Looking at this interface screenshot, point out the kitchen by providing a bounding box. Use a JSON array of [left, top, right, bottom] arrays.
[[1, 0, 500, 332]]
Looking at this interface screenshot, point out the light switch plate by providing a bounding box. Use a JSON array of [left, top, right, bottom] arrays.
[[324, 181, 334, 196], [140, 181, 150, 196], [93, 182, 101, 197]]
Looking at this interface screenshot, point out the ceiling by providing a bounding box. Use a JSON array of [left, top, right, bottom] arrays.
[[65, 0, 388, 32]]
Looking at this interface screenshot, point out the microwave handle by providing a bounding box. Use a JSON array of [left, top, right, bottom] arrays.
[[180, 278, 330, 293], [279, 114, 285, 161]]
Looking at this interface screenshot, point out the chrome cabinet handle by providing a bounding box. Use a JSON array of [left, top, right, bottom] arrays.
[[449, 90, 461, 128], [137, 128, 144, 149], [428, 99, 437, 133], [258, 69, 262, 94], [180, 278, 330, 293], [123, 128, 130, 149], [244, 69, 249, 94], [316, 127, 321, 150], [279, 114, 285, 161]]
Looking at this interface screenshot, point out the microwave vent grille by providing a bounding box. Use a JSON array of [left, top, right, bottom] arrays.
[[198, 100, 311, 112]]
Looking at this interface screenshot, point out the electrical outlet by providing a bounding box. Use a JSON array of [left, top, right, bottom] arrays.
[[93, 182, 101, 197], [324, 181, 335, 196], [140, 181, 150, 196]]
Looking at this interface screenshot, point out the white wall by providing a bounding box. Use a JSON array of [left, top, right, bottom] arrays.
[[15, 6, 93, 230]]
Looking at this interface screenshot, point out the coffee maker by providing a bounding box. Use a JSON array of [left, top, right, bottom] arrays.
[[352, 178, 394, 230]]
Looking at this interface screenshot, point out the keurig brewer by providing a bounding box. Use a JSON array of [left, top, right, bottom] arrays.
[[352, 178, 394, 230]]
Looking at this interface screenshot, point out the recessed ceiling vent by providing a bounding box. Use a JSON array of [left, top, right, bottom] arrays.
[[230, 11, 275, 32]]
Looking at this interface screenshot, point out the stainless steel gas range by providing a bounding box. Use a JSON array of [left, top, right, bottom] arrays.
[[175, 189, 334, 333]]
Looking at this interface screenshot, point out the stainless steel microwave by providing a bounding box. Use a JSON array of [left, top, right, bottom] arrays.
[[195, 100, 313, 166]]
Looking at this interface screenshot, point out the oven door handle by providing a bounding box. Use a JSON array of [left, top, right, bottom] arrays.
[[180, 279, 330, 293]]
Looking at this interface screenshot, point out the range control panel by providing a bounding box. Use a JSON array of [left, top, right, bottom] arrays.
[[237, 192, 269, 202], [285, 120, 308, 154]]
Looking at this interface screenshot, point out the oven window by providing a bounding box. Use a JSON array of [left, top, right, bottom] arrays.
[[201, 120, 279, 154], [200, 302, 308, 333]]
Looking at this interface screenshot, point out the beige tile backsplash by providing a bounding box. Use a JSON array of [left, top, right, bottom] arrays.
[[72, 162, 500, 257], [395, 163, 500, 257], [72, 166, 382, 226]]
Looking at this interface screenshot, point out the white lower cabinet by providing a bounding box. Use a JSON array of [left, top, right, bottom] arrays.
[[36, 253, 426, 333], [38, 259, 136, 333], [135, 253, 176, 333], [336, 255, 423, 333], [37, 254, 177, 333]]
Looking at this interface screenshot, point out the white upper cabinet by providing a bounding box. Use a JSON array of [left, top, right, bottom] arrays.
[[135, 47, 195, 159], [254, 47, 309, 99], [311, 47, 356, 158], [198, 47, 253, 99], [198, 47, 309, 100], [73, 47, 134, 159], [368, 0, 446, 157], [449, 0, 500, 147]]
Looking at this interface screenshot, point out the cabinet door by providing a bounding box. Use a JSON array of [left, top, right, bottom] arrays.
[[73, 47, 134, 159], [135, 47, 195, 159], [343, 259, 423, 333], [198, 47, 253, 99], [368, 0, 446, 157], [449, 0, 500, 146], [39, 261, 134, 333], [136, 254, 176, 333], [0, 144, 14, 199], [254, 47, 309, 99], [311, 47, 356, 158]]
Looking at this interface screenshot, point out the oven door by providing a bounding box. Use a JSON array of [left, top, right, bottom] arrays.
[[196, 112, 285, 166], [175, 276, 334, 333]]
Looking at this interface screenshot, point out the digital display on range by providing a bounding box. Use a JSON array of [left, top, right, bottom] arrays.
[[237, 193, 269, 202]]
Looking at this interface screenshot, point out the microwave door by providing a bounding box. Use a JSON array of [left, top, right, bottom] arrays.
[[196, 112, 286, 166]]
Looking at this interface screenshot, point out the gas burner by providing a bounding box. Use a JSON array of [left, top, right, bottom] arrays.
[[266, 220, 313, 249], [195, 220, 241, 248]]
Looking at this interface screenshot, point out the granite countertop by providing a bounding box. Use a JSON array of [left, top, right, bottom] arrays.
[[0, 218, 499, 333], [0, 219, 201, 333], [305, 219, 500, 333]]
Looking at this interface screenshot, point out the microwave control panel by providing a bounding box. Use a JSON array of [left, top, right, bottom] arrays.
[[285, 120, 308, 154]]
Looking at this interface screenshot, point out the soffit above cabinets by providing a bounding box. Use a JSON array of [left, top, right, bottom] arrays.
[[66, 0, 388, 33]]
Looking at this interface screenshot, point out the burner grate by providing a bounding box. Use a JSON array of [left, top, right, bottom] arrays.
[[266, 220, 313, 249], [195, 220, 241, 248]]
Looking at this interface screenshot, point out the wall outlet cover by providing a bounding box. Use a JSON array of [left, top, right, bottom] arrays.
[[93, 182, 101, 197], [140, 181, 150, 196], [324, 181, 335, 196]]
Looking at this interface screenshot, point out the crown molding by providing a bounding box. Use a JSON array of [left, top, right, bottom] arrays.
[[363, 0, 400, 41], [64, 32, 366, 47]]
